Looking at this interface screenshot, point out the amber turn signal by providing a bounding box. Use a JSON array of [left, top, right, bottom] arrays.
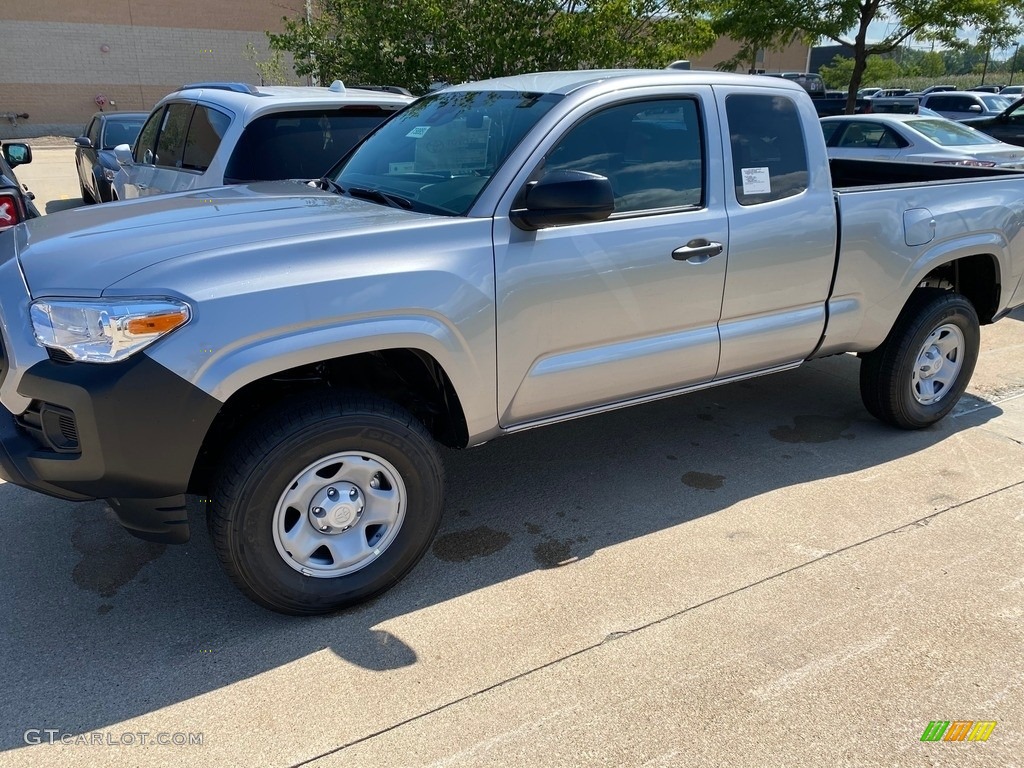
[[126, 310, 188, 335]]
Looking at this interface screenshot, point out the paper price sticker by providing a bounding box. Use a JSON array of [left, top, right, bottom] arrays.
[[741, 167, 771, 195]]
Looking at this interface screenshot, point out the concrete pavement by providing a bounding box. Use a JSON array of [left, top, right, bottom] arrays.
[[1, 152, 1022, 767]]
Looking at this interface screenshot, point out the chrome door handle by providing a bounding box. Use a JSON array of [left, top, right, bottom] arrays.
[[672, 239, 723, 264]]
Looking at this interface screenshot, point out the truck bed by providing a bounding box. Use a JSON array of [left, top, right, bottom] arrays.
[[829, 157, 1021, 189]]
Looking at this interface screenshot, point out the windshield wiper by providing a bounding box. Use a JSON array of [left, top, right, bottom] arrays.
[[347, 186, 414, 210], [310, 177, 346, 195]]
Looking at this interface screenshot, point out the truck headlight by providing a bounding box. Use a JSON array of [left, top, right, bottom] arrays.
[[30, 298, 191, 363]]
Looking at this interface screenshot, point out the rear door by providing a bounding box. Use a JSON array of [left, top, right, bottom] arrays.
[[713, 87, 838, 377], [493, 88, 729, 426]]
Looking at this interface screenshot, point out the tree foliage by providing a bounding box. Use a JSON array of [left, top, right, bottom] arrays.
[[268, 0, 717, 93], [819, 54, 902, 88], [711, 0, 1024, 112]]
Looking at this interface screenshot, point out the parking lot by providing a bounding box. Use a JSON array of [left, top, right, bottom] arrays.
[[2, 150, 1023, 767]]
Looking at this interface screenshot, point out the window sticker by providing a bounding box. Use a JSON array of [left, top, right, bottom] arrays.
[[741, 167, 771, 195], [389, 162, 416, 174], [405, 126, 431, 138]]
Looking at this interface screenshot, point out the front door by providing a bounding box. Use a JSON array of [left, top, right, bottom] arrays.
[[493, 91, 728, 426]]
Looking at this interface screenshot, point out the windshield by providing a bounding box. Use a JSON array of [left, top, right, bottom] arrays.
[[331, 90, 563, 215], [906, 118, 1001, 146], [980, 95, 1013, 111]]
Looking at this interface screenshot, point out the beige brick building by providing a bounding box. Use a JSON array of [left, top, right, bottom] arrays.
[[0, 0, 303, 138], [1, 1, 812, 139]]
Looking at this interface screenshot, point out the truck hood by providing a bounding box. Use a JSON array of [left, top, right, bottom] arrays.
[[16, 181, 430, 296]]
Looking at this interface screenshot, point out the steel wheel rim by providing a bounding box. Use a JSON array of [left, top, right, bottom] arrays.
[[911, 323, 965, 405], [272, 451, 407, 578]]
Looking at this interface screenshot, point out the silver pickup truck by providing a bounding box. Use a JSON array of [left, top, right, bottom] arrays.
[[3, 70, 1024, 614]]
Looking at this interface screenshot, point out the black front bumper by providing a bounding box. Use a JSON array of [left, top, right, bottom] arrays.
[[0, 353, 221, 543]]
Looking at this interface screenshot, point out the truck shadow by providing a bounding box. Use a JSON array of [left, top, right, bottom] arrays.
[[0, 352, 1011, 750]]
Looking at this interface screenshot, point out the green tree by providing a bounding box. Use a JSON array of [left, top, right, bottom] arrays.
[[711, 0, 1024, 114], [818, 54, 903, 89], [268, 0, 716, 93]]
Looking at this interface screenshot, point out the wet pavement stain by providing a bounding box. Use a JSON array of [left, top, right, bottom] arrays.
[[770, 415, 855, 444], [432, 526, 511, 563], [682, 471, 725, 490], [457, 509, 471, 518], [666, 454, 677, 461], [525, 522, 543, 535], [533, 538, 574, 568], [71, 505, 166, 598], [697, 414, 714, 422], [97, 604, 114, 615]]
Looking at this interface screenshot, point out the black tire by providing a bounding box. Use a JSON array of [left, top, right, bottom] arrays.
[[79, 180, 96, 205], [211, 392, 444, 615], [859, 289, 980, 429]]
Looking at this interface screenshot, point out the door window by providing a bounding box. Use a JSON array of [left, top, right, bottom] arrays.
[[725, 94, 808, 205], [134, 109, 163, 165], [153, 103, 194, 169], [543, 98, 704, 214], [181, 106, 231, 172], [86, 118, 101, 146]]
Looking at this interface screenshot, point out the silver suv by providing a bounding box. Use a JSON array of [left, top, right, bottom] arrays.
[[919, 91, 1014, 121], [112, 82, 412, 200]]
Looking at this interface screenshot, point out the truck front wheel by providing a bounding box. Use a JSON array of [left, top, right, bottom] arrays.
[[210, 393, 444, 614], [859, 289, 980, 429]]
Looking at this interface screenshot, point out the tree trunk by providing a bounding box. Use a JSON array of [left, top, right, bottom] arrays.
[[845, 12, 872, 115]]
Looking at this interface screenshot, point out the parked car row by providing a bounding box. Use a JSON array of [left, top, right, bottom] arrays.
[[67, 73, 1024, 212]]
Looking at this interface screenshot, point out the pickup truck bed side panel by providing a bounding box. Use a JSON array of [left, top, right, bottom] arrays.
[[822, 180, 1024, 355]]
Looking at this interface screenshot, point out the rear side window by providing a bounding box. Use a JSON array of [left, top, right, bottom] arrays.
[[225, 107, 396, 182], [154, 103, 194, 169], [134, 109, 163, 165], [726, 94, 808, 206], [182, 106, 231, 172]]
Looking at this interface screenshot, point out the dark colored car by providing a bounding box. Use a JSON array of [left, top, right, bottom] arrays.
[[0, 141, 39, 231], [74, 111, 147, 203], [961, 97, 1024, 147]]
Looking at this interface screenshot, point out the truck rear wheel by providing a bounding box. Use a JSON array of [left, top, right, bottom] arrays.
[[210, 392, 444, 615], [859, 289, 979, 429]]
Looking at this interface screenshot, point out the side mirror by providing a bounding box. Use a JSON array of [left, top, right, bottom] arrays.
[[511, 170, 615, 231], [113, 144, 134, 166], [968, 104, 983, 112], [2, 143, 32, 168], [74, 136, 93, 149]]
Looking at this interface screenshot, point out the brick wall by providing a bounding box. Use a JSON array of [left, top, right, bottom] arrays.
[[0, 2, 302, 138]]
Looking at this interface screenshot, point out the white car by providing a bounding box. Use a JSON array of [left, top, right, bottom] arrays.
[[112, 82, 412, 200], [820, 114, 1024, 169]]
